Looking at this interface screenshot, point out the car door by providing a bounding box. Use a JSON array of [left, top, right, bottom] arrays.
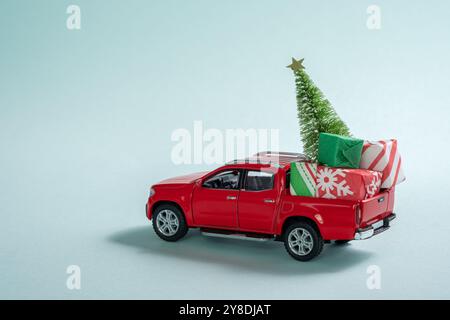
[[192, 169, 241, 229], [237, 169, 279, 233]]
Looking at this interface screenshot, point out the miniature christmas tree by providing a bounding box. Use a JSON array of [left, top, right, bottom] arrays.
[[287, 57, 351, 161]]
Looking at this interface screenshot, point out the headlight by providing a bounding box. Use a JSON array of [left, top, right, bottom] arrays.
[[149, 187, 155, 197]]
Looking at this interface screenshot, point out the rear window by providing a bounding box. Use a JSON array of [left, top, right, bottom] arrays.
[[285, 170, 290, 189], [244, 171, 274, 191]]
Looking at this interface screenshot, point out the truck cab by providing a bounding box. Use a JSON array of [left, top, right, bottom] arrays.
[[146, 152, 396, 261]]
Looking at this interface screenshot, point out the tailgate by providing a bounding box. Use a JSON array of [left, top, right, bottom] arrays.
[[359, 191, 391, 227]]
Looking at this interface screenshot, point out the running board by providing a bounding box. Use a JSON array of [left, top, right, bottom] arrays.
[[201, 231, 275, 242]]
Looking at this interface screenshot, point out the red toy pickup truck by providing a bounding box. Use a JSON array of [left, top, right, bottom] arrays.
[[146, 152, 396, 261]]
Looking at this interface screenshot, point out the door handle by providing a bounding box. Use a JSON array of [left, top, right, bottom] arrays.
[[264, 199, 275, 203], [227, 196, 237, 200]]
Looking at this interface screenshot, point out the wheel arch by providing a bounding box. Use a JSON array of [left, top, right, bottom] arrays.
[[152, 201, 187, 223], [280, 215, 322, 237]]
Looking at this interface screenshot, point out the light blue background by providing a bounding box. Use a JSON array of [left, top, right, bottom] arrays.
[[1, 0, 449, 299]]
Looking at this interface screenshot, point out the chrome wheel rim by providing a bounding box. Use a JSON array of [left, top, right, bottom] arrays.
[[156, 210, 179, 236], [288, 228, 314, 256]]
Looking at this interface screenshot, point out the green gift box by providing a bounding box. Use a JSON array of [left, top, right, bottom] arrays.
[[318, 133, 364, 168]]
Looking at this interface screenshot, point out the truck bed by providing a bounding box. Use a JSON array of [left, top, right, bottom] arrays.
[[281, 188, 395, 240]]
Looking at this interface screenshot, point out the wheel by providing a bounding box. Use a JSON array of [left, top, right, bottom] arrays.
[[152, 204, 188, 242], [283, 221, 324, 261], [335, 240, 351, 245]]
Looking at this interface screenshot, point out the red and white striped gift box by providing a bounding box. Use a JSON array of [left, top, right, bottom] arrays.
[[360, 139, 405, 189]]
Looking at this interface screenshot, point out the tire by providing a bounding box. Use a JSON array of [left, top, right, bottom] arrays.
[[152, 204, 188, 242], [283, 221, 324, 261], [335, 240, 351, 245]]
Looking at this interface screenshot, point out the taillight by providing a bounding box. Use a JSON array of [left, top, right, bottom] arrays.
[[355, 205, 361, 225]]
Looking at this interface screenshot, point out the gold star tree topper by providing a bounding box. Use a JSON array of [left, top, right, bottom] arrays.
[[287, 57, 305, 72]]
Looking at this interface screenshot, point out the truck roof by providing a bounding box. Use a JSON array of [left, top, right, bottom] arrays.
[[226, 151, 308, 170]]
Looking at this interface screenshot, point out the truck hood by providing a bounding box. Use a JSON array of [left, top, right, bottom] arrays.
[[156, 171, 208, 185]]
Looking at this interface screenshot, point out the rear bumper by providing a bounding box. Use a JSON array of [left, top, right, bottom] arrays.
[[354, 213, 396, 240]]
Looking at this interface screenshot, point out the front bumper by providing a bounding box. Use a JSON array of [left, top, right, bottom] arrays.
[[145, 201, 152, 220], [354, 213, 396, 240]]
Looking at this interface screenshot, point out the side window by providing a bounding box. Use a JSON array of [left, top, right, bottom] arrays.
[[244, 171, 274, 191], [202, 170, 240, 190]]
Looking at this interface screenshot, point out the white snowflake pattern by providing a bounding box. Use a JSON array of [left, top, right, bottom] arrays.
[[316, 167, 354, 199], [365, 172, 382, 198]]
